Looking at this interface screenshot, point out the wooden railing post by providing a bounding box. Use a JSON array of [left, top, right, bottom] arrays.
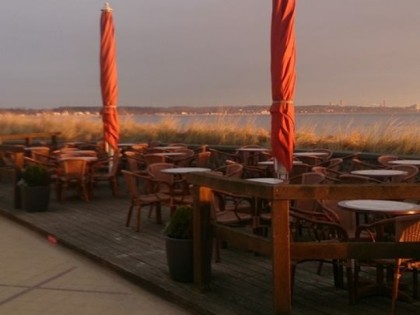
[[271, 198, 292, 315], [193, 185, 213, 291]]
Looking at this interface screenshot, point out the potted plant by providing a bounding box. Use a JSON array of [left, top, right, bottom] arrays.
[[18, 164, 51, 212], [163, 205, 194, 282]]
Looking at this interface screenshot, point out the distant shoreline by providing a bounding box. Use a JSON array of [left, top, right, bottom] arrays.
[[0, 104, 418, 116]]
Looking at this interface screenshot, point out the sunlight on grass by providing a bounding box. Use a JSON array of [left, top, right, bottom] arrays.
[[0, 112, 418, 156]]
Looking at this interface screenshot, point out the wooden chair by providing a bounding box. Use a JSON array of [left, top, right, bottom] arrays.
[[56, 158, 90, 202], [210, 189, 253, 262], [354, 214, 420, 314], [143, 153, 166, 166], [350, 158, 383, 171], [122, 170, 170, 231], [124, 151, 146, 174], [289, 163, 311, 181], [388, 164, 418, 183], [338, 174, 383, 184], [289, 208, 353, 296], [90, 153, 121, 197], [147, 163, 192, 216], [169, 148, 195, 166], [311, 148, 333, 161], [295, 155, 324, 166], [377, 155, 399, 167], [195, 151, 212, 168]]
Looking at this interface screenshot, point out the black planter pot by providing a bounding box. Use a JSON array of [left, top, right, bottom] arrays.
[[20, 185, 50, 212], [165, 237, 193, 282]]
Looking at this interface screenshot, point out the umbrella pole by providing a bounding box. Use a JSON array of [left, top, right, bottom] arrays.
[[274, 158, 288, 181], [105, 141, 114, 172]]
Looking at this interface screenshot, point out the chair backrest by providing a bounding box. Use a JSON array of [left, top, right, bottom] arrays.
[[143, 153, 166, 165], [289, 163, 311, 180], [224, 163, 243, 178], [122, 170, 139, 199], [125, 152, 143, 173], [293, 172, 325, 212], [377, 155, 398, 167], [296, 155, 324, 166], [311, 148, 333, 161], [196, 151, 211, 168], [147, 163, 174, 182], [30, 147, 50, 158], [396, 214, 420, 242], [350, 158, 382, 171], [338, 174, 382, 184], [61, 159, 87, 179], [327, 158, 343, 172], [389, 164, 418, 183]]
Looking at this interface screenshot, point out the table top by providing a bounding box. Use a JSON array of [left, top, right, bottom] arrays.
[[388, 160, 420, 166], [258, 160, 303, 166], [150, 152, 185, 157], [293, 152, 328, 157], [118, 143, 136, 147], [350, 169, 407, 177], [59, 156, 98, 162], [160, 167, 211, 174], [338, 199, 420, 215], [246, 178, 284, 184], [24, 146, 49, 151], [237, 147, 269, 152]]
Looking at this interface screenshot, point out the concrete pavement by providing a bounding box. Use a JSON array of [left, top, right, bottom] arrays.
[[0, 216, 191, 315]]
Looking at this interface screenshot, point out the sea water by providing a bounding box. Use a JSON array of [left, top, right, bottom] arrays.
[[127, 112, 420, 138]]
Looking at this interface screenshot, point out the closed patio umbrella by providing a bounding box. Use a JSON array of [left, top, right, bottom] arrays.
[[100, 2, 119, 154], [270, 0, 296, 176]]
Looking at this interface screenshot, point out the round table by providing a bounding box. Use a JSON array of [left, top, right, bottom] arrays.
[[338, 199, 420, 216], [388, 160, 420, 166], [246, 178, 284, 185], [350, 169, 407, 178]]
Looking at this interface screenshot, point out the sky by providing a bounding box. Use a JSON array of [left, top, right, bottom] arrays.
[[1, 0, 419, 109]]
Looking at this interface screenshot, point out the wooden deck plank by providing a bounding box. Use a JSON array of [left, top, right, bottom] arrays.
[[0, 181, 419, 315]]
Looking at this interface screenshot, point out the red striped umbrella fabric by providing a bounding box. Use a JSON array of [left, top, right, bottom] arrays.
[[100, 2, 119, 152], [270, 0, 296, 173]]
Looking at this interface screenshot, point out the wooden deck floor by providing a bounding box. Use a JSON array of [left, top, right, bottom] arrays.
[[0, 180, 419, 315]]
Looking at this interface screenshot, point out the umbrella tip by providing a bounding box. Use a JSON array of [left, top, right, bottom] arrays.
[[102, 2, 113, 12]]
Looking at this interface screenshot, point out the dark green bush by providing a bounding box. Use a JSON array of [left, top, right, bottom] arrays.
[[21, 165, 50, 186], [163, 205, 193, 239]]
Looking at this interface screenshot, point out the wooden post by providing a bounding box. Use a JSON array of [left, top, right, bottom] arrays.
[[271, 198, 292, 315], [193, 186, 213, 291]]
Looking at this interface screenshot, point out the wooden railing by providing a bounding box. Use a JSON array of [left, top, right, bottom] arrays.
[[0, 132, 61, 148], [186, 172, 420, 315]]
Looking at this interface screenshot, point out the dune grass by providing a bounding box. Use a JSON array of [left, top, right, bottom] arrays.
[[0, 112, 419, 156]]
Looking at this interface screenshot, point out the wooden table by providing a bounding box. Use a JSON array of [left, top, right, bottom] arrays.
[[338, 199, 420, 217], [350, 169, 407, 181], [246, 178, 284, 185], [338, 199, 420, 301], [388, 159, 420, 166]]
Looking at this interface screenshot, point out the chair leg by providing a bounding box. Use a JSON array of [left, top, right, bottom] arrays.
[[136, 205, 141, 232], [413, 268, 418, 299], [126, 203, 134, 227], [391, 259, 402, 315], [155, 204, 162, 224]]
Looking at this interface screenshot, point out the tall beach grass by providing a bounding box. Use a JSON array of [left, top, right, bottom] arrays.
[[0, 112, 419, 156]]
